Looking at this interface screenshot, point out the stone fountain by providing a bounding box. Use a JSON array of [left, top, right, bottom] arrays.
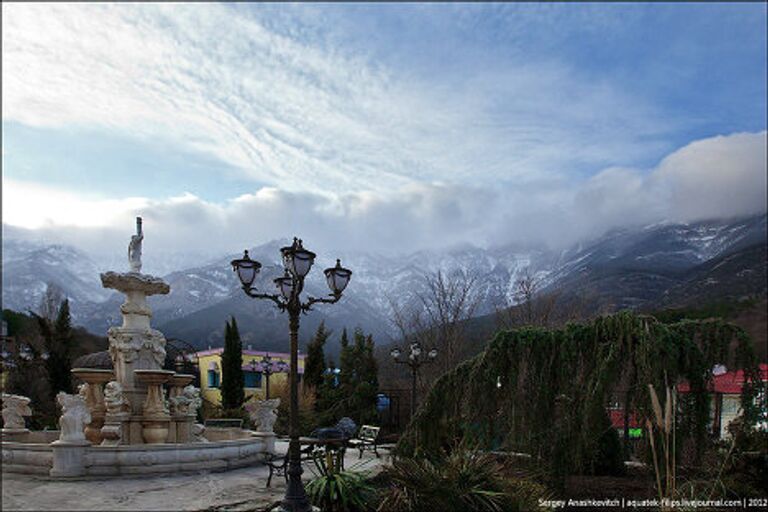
[[1, 217, 274, 478], [97, 216, 173, 444]]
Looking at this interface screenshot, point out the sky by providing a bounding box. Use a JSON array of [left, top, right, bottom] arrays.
[[2, 2, 767, 265]]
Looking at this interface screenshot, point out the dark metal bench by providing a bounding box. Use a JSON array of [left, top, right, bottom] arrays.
[[265, 443, 320, 487], [347, 425, 381, 459], [265, 452, 288, 488]]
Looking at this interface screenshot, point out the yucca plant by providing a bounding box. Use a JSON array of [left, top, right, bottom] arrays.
[[377, 450, 547, 512], [305, 449, 375, 512]]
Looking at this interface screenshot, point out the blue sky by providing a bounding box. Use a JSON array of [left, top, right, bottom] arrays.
[[2, 2, 766, 259]]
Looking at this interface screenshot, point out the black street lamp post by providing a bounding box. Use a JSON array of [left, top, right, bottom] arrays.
[[250, 353, 288, 400], [390, 342, 437, 418], [231, 238, 352, 512]]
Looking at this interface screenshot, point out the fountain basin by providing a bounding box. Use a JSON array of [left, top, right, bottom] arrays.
[[2, 433, 274, 478]]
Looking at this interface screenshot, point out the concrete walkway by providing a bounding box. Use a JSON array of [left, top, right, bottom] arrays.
[[2, 441, 392, 512]]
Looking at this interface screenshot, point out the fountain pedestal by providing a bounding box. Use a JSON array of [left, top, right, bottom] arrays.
[[100, 265, 170, 444], [72, 368, 114, 444], [167, 374, 195, 443], [135, 370, 173, 444]]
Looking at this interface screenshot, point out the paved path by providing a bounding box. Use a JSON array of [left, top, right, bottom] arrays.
[[2, 441, 391, 512]]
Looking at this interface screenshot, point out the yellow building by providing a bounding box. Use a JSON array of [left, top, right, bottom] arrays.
[[196, 347, 305, 406]]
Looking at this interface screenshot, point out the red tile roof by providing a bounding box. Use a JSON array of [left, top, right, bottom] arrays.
[[677, 363, 768, 394]]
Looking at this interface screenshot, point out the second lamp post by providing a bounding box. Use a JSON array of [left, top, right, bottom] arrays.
[[390, 341, 437, 418], [250, 353, 288, 400], [231, 237, 352, 512]]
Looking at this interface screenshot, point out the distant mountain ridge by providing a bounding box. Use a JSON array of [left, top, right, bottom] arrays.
[[2, 214, 765, 355]]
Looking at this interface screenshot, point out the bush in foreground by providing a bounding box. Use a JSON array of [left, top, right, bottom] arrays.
[[376, 450, 548, 512]]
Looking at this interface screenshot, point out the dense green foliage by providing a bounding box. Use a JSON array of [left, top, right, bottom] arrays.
[[220, 317, 245, 411], [3, 305, 108, 429], [397, 312, 760, 483], [304, 321, 330, 391], [314, 329, 379, 426], [306, 448, 375, 512], [649, 298, 758, 324], [377, 450, 548, 512], [316, 328, 379, 426], [46, 299, 73, 399]]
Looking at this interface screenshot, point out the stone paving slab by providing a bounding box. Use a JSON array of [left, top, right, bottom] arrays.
[[2, 441, 391, 512]]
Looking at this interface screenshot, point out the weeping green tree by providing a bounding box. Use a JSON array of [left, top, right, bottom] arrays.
[[220, 317, 245, 411], [397, 312, 760, 482]]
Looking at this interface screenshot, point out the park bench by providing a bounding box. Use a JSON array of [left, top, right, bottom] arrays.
[[347, 425, 381, 459], [264, 443, 320, 487]]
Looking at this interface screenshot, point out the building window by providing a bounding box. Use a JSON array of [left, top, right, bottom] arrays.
[[208, 370, 220, 388], [245, 371, 262, 389]]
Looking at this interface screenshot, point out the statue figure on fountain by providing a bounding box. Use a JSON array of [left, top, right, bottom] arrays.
[[1, 393, 32, 430], [246, 398, 280, 434], [128, 216, 143, 273], [56, 392, 91, 443], [104, 381, 131, 415], [170, 385, 202, 416]]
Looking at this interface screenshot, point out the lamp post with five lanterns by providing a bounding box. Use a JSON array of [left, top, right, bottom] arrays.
[[231, 237, 352, 512]]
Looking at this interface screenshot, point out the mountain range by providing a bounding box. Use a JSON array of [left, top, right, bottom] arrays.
[[2, 214, 765, 356]]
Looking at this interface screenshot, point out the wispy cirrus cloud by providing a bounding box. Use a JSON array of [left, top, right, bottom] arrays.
[[2, 3, 687, 196]]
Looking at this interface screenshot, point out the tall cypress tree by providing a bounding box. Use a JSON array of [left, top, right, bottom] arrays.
[[34, 298, 74, 401], [50, 298, 73, 396], [338, 328, 353, 387], [333, 328, 379, 425], [304, 321, 329, 391], [220, 317, 244, 410]]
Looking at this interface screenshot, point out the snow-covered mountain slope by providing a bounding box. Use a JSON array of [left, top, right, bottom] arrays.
[[1, 238, 110, 313], [3, 214, 765, 351]]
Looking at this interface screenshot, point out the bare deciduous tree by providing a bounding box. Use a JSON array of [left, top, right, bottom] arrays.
[[384, 270, 480, 402], [494, 267, 584, 329], [419, 270, 480, 376]]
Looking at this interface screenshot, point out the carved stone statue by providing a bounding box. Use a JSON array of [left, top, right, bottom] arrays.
[[57, 392, 91, 443], [128, 216, 143, 273], [246, 398, 280, 433], [103, 381, 131, 415], [1, 393, 32, 430], [170, 385, 201, 416], [192, 423, 209, 443]]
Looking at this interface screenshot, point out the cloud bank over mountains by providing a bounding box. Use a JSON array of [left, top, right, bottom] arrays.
[[5, 131, 766, 262]]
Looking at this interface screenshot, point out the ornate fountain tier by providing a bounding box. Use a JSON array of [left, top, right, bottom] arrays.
[[100, 272, 169, 330], [71, 368, 114, 444], [169, 374, 195, 397], [135, 370, 174, 444]]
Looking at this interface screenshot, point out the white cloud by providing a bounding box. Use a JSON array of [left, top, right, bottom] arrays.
[[2, 2, 673, 198], [4, 131, 765, 264], [2, 179, 149, 229], [651, 131, 767, 222]]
